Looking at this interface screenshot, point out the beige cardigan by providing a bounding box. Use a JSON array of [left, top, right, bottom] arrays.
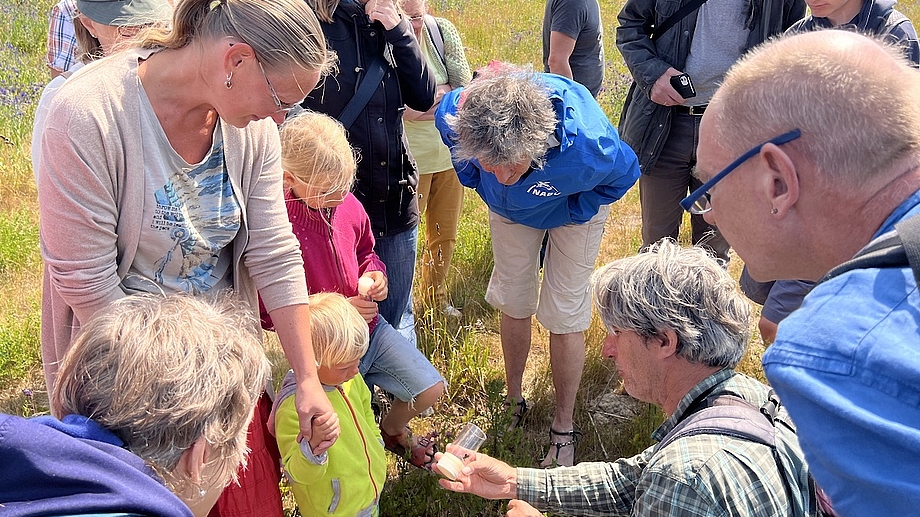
[[37, 48, 308, 387]]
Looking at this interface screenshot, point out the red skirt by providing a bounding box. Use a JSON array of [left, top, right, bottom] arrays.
[[209, 392, 284, 517]]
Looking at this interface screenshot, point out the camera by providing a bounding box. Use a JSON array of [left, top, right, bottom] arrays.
[[670, 73, 696, 99]]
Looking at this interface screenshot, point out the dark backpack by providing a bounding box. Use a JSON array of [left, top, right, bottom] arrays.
[[656, 390, 824, 517]]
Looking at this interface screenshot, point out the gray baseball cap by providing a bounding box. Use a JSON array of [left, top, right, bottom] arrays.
[[76, 0, 172, 26]]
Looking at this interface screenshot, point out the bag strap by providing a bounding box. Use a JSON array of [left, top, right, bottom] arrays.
[[338, 54, 387, 129], [657, 391, 823, 517], [884, 10, 910, 38], [424, 15, 446, 67], [822, 213, 920, 285], [657, 394, 775, 451], [895, 212, 920, 284], [649, 0, 710, 41]]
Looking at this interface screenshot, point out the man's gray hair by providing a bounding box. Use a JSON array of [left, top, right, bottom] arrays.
[[446, 63, 557, 168], [712, 30, 920, 187], [591, 240, 751, 368]]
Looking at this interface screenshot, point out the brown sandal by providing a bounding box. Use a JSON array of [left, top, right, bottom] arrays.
[[381, 426, 439, 470]]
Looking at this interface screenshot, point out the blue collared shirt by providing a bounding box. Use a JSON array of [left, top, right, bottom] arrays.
[[763, 188, 920, 517]]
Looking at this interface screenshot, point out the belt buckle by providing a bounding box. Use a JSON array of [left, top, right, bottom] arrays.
[[688, 105, 706, 116]]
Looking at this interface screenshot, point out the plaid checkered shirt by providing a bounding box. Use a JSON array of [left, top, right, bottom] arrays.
[[516, 369, 809, 516], [45, 0, 79, 74]]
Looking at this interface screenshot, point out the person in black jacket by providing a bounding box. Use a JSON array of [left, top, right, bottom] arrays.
[[616, 0, 805, 263], [302, 0, 435, 349], [789, 0, 918, 65]]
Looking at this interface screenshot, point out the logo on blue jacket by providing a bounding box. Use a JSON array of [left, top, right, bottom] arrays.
[[527, 181, 561, 197]]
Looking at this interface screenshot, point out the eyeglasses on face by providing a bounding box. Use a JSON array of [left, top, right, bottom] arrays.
[[257, 60, 297, 113], [680, 129, 802, 215]]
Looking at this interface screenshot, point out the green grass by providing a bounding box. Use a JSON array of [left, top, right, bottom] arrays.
[[4, 0, 920, 515], [0, 208, 41, 392], [0, 208, 40, 274], [0, 0, 50, 416]]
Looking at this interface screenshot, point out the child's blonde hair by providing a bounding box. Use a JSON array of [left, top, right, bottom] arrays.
[[309, 292, 369, 368], [280, 111, 358, 194]]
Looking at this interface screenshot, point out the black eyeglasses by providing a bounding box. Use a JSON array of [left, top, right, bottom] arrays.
[[680, 129, 802, 214], [258, 60, 297, 113]]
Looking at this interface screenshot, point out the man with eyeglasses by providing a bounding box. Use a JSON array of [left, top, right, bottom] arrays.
[[736, 0, 920, 346], [689, 30, 920, 517]]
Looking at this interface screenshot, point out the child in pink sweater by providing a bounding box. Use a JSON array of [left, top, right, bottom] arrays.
[[263, 111, 444, 469]]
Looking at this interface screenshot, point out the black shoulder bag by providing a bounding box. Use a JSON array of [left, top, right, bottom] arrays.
[[646, 0, 710, 41]]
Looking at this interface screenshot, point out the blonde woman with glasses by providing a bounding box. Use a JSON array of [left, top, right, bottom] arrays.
[[36, 0, 336, 514]]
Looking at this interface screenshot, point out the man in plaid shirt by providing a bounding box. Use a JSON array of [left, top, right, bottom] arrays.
[[45, 0, 79, 78], [437, 241, 813, 516]]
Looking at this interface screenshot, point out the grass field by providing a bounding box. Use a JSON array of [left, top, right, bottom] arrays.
[[3, 0, 919, 515]]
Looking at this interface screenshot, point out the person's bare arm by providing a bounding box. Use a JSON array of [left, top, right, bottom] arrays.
[[404, 84, 452, 121], [270, 304, 340, 454], [546, 31, 577, 79], [436, 447, 518, 500]]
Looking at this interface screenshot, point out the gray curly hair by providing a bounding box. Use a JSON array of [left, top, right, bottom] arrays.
[[591, 240, 751, 368], [445, 63, 557, 168], [52, 293, 270, 494]]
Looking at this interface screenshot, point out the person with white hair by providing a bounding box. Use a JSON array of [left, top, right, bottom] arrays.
[[434, 241, 815, 517], [435, 63, 639, 467]]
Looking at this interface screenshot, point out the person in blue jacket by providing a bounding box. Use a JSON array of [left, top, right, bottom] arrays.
[[689, 30, 920, 516], [435, 62, 640, 467]]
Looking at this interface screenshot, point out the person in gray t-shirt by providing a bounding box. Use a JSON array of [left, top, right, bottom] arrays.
[[542, 0, 604, 97]]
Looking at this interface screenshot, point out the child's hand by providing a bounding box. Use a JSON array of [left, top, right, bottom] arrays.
[[309, 411, 340, 454], [361, 271, 388, 301], [348, 296, 379, 324]]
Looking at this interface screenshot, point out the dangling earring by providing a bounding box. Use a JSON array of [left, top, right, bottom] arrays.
[[225, 72, 233, 89]]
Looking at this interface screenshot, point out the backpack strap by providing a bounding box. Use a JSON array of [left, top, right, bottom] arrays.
[[656, 391, 822, 517], [884, 10, 910, 38], [822, 213, 920, 284], [424, 15, 446, 67], [895, 212, 920, 284], [656, 395, 775, 451]]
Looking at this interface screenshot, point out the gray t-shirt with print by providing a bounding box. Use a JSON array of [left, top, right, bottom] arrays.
[[123, 86, 241, 295]]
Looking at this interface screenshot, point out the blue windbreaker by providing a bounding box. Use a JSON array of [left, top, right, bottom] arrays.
[[435, 74, 640, 229]]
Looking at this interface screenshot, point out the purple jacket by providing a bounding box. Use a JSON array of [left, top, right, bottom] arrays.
[[0, 413, 192, 517], [260, 191, 386, 332]]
